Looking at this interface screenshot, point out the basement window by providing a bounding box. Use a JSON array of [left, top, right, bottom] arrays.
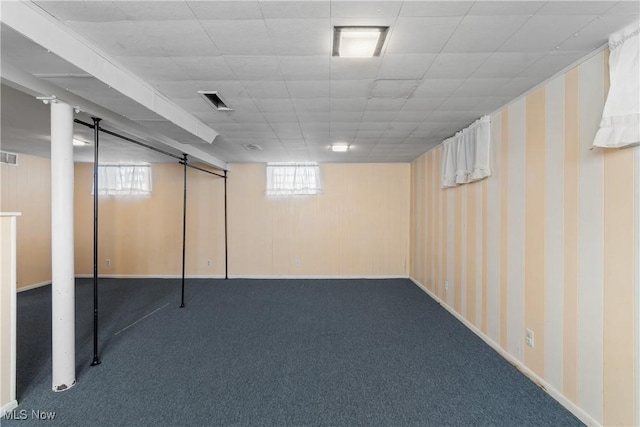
[[92, 163, 152, 197], [266, 162, 323, 196]]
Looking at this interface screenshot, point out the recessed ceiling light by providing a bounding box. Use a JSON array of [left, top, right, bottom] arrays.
[[333, 26, 389, 58], [331, 144, 350, 152]]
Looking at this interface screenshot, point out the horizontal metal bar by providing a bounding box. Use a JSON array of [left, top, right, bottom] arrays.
[[186, 163, 226, 178]]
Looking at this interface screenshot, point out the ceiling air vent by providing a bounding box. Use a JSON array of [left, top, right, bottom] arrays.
[[242, 144, 262, 152], [0, 151, 18, 166], [198, 91, 233, 111]]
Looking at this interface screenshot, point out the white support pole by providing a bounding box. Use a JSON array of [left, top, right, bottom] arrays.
[[50, 101, 76, 392]]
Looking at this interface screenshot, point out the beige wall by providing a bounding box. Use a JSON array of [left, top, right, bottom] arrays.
[[228, 163, 410, 277], [74, 162, 410, 278], [409, 51, 637, 425], [0, 154, 51, 290]]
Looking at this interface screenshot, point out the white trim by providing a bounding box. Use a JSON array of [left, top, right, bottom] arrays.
[[409, 277, 601, 427], [227, 275, 410, 280], [1, 400, 18, 420], [635, 144, 640, 426], [75, 274, 226, 280], [17, 281, 51, 292]]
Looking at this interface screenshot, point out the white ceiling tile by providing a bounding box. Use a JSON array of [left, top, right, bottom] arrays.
[[439, 97, 485, 111], [452, 78, 511, 97], [369, 79, 419, 98], [399, 1, 474, 17], [242, 81, 289, 99], [331, 57, 382, 79], [279, 56, 330, 80], [331, 1, 402, 18], [292, 98, 331, 112], [362, 111, 393, 122], [605, 1, 640, 15], [377, 54, 437, 79], [169, 57, 236, 81], [186, 1, 263, 20], [331, 122, 361, 131], [253, 99, 295, 113], [201, 20, 272, 55], [493, 76, 542, 97], [264, 19, 331, 55], [518, 52, 589, 78], [67, 21, 219, 57], [467, 1, 546, 16], [259, 1, 330, 18], [558, 14, 640, 52], [471, 52, 544, 78], [33, 1, 129, 22], [386, 17, 463, 54], [116, 2, 196, 21], [330, 98, 369, 111], [413, 79, 464, 97], [499, 15, 598, 52], [357, 122, 390, 131], [474, 97, 512, 112], [426, 53, 491, 78], [365, 97, 407, 110], [394, 111, 429, 122], [297, 112, 331, 123], [401, 97, 446, 111], [330, 80, 374, 98], [537, 1, 616, 15], [442, 15, 530, 53], [154, 80, 246, 99], [286, 81, 330, 98], [225, 56, 282, 80], [330, 112, 363, 122]]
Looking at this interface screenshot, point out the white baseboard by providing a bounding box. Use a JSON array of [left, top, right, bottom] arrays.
[[17, 280, 50, 292], [75, 274, 226, 279], [409, 277, 600, 427], [1, 400, 18, 419], [227, 275, 409, 279]]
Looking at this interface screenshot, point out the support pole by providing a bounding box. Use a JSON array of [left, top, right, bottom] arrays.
[[91, 117, 101, 367], [224, 170, 228, 280], [180, 154, 188, 308], [51, 101, 76, 391]]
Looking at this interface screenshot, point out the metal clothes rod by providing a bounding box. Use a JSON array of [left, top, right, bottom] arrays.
[[74, 119, 183, 161], [90, 117, 101, 367], [186, 163, 226, 178]]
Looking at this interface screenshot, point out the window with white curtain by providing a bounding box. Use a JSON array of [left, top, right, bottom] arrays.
[[593, 22, 639, 148], [266, 162, 323, 196], [441, 116, 491, 188], [92, 163, 152, 196]]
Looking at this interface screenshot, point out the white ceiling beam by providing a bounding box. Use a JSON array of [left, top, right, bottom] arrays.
[[0, 1, 220, 145], [1, 62, 229, 171]]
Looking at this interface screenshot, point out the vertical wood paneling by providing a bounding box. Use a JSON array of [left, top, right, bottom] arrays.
[[577, 53, 605, 422], [507, 98, 526, 361], [563, 67, 580, 403], [525, 87, 546, 377], [544, 75, 565, 392], [447, 185, 455, 307], [480, 179, 488, 333], [467, 182, 477, 324], [486, 112, 502, 342], [459, 185, 467, 316], [500, 109, 510, 349]]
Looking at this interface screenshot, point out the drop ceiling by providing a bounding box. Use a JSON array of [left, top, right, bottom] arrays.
[[1, 1, 638, 164]]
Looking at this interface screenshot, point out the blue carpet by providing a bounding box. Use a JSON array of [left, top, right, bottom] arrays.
[[3, 278, 582, 426]]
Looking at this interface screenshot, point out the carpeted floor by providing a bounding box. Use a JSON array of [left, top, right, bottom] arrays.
[[3, 278, 582, 426]]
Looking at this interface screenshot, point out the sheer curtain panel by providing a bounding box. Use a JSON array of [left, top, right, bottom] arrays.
[[441, 116, 491, 188], [593, 22, 640, 148]]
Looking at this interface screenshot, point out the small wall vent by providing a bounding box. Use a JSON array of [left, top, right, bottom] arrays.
[[198, 91, 233, 111], [0, 151, 18, 166]]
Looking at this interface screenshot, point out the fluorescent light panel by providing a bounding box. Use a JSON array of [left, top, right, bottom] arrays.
[[333, 26, 389, 58], [331, 144, 350, 152], [73, 138, 89, 146]]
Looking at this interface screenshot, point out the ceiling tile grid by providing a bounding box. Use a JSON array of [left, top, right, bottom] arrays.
[[5, 1, 638, 163]]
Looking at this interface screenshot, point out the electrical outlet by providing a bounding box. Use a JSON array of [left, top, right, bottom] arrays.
[[526, 329, 534, 348], [207, 259, 212, 267], [444, 281, 449, 292], [295, 259, 301, 268], [106, 259, 111, 268]]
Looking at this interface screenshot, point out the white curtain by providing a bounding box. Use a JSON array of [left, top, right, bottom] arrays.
[[593, 22, 640, 148], [93, 163, 152, 196], [441, 116, 491, 188], [266, 162, 324, 196]]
